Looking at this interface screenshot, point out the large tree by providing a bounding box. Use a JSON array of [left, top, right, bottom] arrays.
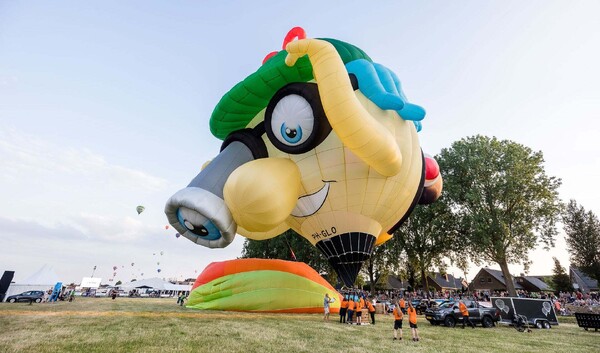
[[562, 200, 600, 282], [551, 257, 573, 293], [363, 237, 402, 294], [392, 201, 460, 292], [438, 135, 562, 296]]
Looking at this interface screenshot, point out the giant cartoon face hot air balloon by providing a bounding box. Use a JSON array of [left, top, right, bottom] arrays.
[[165, 28, 443, 286]]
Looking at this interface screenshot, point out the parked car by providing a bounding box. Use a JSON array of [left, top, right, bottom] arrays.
[[433, 299, 453, 307], [81, 289, 97, 297], [376, 300, 394, 313], [95, 289, 110, 297], [410, 299, 421, 310], [415, 299, 429, 314], [415, 299, 453, 314], [5, 291, 45, 303], [424, 300, 501, 328]]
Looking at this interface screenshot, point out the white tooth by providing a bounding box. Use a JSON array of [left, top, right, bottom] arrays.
[[291, 182, 330, 217]]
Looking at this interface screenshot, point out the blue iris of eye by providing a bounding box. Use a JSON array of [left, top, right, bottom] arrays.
[[280, 123, 302, 144], [176, 209, 221, 241], [176, 209, 186, 228], [198, 220, 221, 240]]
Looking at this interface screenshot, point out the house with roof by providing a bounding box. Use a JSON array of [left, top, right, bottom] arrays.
[[469, 267, 523, 292], [425, 273, 466, 291], [515, 275, 551, 292], [365, 274, 410, 292], [570, 266, 599, 293], [379, 275, 410, 291]]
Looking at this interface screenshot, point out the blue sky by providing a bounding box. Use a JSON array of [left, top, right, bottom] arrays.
[[1, 1, 599, 284]]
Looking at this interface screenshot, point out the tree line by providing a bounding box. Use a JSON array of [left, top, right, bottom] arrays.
[[242, 135, 600, 296]]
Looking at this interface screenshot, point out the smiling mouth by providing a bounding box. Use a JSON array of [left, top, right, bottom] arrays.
[[291, 181, 334, 217]]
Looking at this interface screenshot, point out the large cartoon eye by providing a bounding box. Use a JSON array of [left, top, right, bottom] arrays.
[[271, 94, 314, 146], [176, 208, 221, 241], [264, 83, 332, 154]]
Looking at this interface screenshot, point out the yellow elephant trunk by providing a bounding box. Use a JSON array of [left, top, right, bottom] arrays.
[[224, 158, 301, 234], [285, 39, 403, 177]]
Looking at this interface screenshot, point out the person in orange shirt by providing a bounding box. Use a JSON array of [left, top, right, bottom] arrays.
[[355, 295, 363, 325], [553, 299, 561, 314], [366, 298, 376, 325], [392, 300, 404, 340], [399, 297, 407, 314], [346, 296, 355, 324], [459, 300, 475, 329], [407, 301, 419, 341], [340, 295, 349, 323]]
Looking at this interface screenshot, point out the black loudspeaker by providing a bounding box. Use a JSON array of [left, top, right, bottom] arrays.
[[0, 271, 15, 301]]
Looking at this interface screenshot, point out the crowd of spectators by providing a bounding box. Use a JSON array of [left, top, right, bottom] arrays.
[[349, 288, 600, 315], [555, 291, 600, 314]]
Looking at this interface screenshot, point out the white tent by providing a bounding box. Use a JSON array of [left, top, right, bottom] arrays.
[[3, 265, 62, 302], [120, 277, 171, 290], [21, 265, 60, 285], [120, 277, 191, 296]]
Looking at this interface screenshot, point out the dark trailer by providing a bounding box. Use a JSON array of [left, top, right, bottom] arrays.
[[491, 297, 558, 329]]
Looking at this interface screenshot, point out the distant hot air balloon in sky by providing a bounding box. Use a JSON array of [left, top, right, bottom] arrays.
[[165, 225, 169, 230], [141, 273, 144, 276], [131, 262, 135, 266], [160, 251, 164, 256], [113, 266, 117, 271], [157, 262, 160, 265], [136, 205, 145, 215], [157, 269, 161, 273], [175, 233, 181, 238]]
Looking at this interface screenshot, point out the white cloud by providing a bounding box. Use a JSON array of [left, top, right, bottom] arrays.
[[71, 213, 161, 242], [0, 214, 158, 243], [0, 127, 167, 191], [0, 214, 246, 284], [0, 75, 18, 87]]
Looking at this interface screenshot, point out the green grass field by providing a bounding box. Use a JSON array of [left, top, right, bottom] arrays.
[[0, 298, 597, 353]]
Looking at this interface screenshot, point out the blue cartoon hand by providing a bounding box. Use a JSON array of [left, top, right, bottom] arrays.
[[345, 59, 425, 130]]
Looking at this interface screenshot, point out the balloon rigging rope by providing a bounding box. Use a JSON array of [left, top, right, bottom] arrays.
[[283, 233, 296, 261]]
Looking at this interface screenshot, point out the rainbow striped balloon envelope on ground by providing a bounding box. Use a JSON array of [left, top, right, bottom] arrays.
[[187, 258, 341, 313]]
